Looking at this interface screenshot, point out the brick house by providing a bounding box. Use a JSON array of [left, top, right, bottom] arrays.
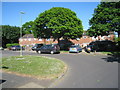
[[19, 34, 58, 45], [19, 32, 115, 50], [19, 34, 58, 50]]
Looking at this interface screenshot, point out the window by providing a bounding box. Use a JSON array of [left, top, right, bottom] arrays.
[[28, 38, 31, 41], [108, 35, 110, 37], [34, 38, 37, 40], [83, 36, 87, 39], [92, 37, 96, 40], [46, 39, 50, 41], [19, 39, 23, 42], [76, 38, 80, 40], [39, 39, 42, 41]]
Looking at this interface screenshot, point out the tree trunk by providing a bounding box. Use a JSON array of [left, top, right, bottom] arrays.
[[43, 38, 46, 44], [64, 37, 69, 42], [57, 38, 60, 44]]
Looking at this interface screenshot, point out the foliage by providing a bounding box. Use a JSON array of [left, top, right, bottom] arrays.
[[89, 40, 116, 52], [33, 7, 83, 42], [2, 55, 67, 79], [87, 2, 120, 38], [6, 43, 19, 48], [114, 36, 120, 42], [22, 21, 34, 34], [1, 25, 21, 48]]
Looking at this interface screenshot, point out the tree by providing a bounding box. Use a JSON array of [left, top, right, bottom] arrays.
[[22, 21, 34, 34], [1, 25, 21, 47], [87, 2, 120, 39], [33, 7, 83, 43]]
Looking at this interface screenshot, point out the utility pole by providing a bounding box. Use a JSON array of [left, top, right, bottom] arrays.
[[20, 11, 25, 56]]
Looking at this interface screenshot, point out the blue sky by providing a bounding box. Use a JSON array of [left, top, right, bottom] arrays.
[[2, 2, 100, 30]]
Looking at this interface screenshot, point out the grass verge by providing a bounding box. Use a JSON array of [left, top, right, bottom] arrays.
[[101, 52, 112, 55], [101, 51, 120, 56], [60, 50, 69, 53], [2, 55, 67, 79]]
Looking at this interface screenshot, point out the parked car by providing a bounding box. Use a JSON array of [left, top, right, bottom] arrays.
[[32, 44, 44, 51], [10, 45, 24, 51], [69, 45, 82, 53], [36, 44, 60, 54]]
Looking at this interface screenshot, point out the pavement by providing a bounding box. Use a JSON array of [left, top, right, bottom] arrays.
[[1, 50, 119, 88], [1, 70, 54, 88]]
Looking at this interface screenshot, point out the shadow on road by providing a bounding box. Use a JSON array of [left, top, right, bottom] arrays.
[[2, 66, 9, 69], [0, 79, 6, 84], [102, 52, 120, 63]]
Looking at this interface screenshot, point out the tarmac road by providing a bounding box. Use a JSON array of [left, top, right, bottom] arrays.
[[1, 50, 118, 88]]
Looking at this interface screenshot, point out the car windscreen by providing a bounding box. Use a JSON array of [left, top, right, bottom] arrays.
[[12, 45, 20, 47], [87, 45, 92, 47], [70, 46, 78, 48]]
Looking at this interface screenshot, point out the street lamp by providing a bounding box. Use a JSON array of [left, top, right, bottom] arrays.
[[20, 11, 25, 56]]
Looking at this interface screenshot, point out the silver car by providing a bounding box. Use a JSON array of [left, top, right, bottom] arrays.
[[69, 45, 82, 53]]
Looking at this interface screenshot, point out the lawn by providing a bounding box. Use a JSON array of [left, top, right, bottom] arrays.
[[2, 55, 67, 79]]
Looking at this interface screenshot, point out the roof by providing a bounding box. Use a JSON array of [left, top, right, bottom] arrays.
[[22, 34, 34, 38]]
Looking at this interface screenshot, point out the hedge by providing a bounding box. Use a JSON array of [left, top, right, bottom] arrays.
[[6, 43, 19, 48]]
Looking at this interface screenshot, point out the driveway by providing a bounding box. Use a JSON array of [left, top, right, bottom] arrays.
[[1, 50, 118, 88]]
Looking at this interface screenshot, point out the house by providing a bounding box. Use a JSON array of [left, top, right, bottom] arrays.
[[70, 31, 115, 47], [19, 32, 115, 50], [19, 34, 58, 50]]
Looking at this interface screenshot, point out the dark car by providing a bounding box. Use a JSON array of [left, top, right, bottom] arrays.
[[10, 45, 24, 51], [32, 44, 44, 51], [36, 44, 60, 54], [69, 45, 82, 53]]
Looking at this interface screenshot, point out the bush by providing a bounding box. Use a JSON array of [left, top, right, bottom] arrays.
[[89, 40, 116, 52], [6, 43, 19, 48]]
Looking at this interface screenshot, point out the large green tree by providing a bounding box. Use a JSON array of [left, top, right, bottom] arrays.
[[87, 2, 120, 38], [33, 7, 83, 42], [1, 25, 21, 47], [22, 21, 34, 34]]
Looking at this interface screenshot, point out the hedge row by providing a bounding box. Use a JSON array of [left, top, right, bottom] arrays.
[[6, 43, 19, 48]]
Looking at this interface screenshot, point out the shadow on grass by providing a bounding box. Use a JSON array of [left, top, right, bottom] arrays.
[[102, 52, 120, 63]]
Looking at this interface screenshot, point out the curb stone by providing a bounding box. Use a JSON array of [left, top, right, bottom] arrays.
[[48, 64, 68, 88]]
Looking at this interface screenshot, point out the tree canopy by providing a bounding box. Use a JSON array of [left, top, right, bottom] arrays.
[[22, 21, 34, 34], [1, 25, 21, 47], [87, 2, 120, 38], [33, 7, 83, 42]]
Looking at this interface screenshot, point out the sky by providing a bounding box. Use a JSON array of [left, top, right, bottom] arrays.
[[2, 2, 100, 30]]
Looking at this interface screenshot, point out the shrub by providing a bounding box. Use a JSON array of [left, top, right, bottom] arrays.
[[6, 43, 19, 48]]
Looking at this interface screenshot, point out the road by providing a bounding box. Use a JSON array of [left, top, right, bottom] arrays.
[[1, 50, 118, 88]]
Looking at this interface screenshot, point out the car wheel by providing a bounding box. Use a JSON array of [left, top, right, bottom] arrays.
[[50, 51, 54, 54], [38, 50, 41, 54]]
